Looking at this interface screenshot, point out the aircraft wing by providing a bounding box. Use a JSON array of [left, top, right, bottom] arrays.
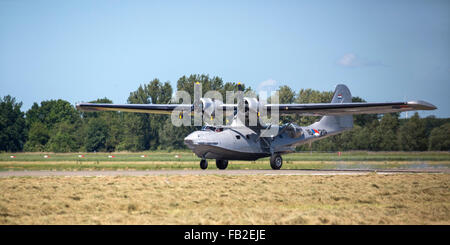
[[77, 100, 436, 116], [265, 100, 437, 116], [76, 103, 193, 115]]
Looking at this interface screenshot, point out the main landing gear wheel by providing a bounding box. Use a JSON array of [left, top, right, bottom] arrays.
[[200, 159, 208, 170], [216, 160, 229, 170], [270, 154, 283, 170]]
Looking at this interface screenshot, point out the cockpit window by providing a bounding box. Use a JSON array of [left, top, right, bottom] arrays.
[[201, 126, 216, 131], [201, 126, 224, 132], [235, 135, 241, 139]]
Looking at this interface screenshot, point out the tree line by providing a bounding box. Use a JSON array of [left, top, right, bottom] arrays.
[[1, 74, 449, 152]]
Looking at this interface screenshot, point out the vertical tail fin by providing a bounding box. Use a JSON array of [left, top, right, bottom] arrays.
[[331, 84, 352, 104], [313, 84, 353, 133]]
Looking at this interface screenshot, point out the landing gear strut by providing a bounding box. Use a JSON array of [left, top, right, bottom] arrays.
[[216, 160, 229, 170], [270, 154, 283, 170], [200, 159, 208, 170]]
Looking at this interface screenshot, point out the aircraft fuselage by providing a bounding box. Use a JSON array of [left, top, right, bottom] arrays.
[[183, 124, 332, 161]]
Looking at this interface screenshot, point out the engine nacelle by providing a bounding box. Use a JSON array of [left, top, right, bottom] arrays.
[[244, 97, 260, 115], [236, 97, 261, 126], [200, 98, 223, 118]]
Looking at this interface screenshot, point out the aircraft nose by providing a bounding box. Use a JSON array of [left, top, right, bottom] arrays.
[[184, 133, 197, 149], [184, 139, 194, 147]]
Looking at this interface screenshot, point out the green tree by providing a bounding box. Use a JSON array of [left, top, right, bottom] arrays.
[[176, 74, 251, 101], [0, 95, 26, 152], [23, 122, 49, 151], [397, 112, 427, 151], [422, 116, 450, 138], [376, 113, 400, 151], [119, 85, 152, 151], [81, 97, 123, 152], [104, 112, 124, 152], [368, 113, 400, 151], [277, 86, 295, 104], [428, 123, 450, 151], [46, 121, 82, 152], [353, 121, 376, 150], [25, 99, 81, 152], [85, 118, 109, 152], [272, 85, 296, 124], [158, 117, 189, 150], [148, 79, 173, 150], [118, 79, 173, 151], [335, 127, 360, 151], [352, 96, 379, 127], [26, 99, 80, 129]]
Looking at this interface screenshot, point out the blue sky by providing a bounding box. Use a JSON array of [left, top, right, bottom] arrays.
[[1, 0, 449, 117]]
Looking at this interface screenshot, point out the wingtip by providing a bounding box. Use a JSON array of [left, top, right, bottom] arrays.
[[407, 100, 437, 110], [75, 102, 94, 111]]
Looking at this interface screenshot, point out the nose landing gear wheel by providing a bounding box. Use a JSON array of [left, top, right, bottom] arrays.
[[200, 159, 208, 170], [270, 154, 283, 170], [216, 160, 229, 170]]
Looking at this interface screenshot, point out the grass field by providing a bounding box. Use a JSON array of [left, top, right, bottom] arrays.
[[1, 151, 449, 171], [2, 151, 450, 162], [0, 173, 448, 225]]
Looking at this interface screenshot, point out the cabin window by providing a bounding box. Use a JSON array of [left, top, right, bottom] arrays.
[[235, 135, 241, 140], [201, 126, 217, 131]]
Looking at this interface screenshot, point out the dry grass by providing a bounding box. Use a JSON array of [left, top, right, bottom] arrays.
[[0, 173, 449, 225], [1, 160, 449, 171]]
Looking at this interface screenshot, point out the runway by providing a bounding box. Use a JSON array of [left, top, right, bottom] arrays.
[[0, 168, 448, 177]]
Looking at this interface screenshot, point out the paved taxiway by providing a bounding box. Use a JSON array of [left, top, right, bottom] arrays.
[[0, 169, 448, 177]]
